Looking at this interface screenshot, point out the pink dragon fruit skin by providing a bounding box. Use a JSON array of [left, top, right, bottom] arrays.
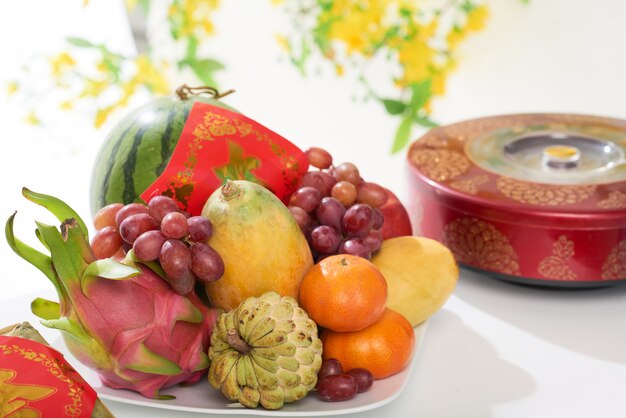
[[6, 188, 220, 399]]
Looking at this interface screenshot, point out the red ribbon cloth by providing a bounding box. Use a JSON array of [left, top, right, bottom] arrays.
[[141, 102, 309, 215], [0, 336, 97, 418]]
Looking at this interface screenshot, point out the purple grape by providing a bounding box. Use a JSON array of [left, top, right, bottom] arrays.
[[362, 230, 383, 253], [159, 239, 192, 279], [318, 170, 337, 195], [342, 204, 373, 238], [356, 182, 388, 208], [310, 225, 341, 254], [187, 216, 214, 242], [289, 206, 314, 234], [119, 213, 159, 244], [161, 212, 189, 239], [167, 271, 196, 295], [289, 186, 322, 213], [316, 197, 346, 232], [339, 238, 371, 259], [317, 374, 358, 402], [298, 171, 327, 196], [318, 358, 343, 381], [148, 195, 180, 222], [115, 203, 149, 227], [190, 243, 225, 283], [91, 226, 122, 259], [346, 368, 374, 393], [371, 208, 384, 230], [133, 230, 167, 261]]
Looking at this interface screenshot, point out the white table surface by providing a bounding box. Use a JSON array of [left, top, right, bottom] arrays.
[[3, 269, 626, 418]]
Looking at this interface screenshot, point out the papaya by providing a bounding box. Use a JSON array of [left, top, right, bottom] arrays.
[[201, 180, 313, 310]]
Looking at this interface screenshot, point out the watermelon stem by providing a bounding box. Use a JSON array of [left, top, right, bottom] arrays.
[[175, 84, 235, 101]]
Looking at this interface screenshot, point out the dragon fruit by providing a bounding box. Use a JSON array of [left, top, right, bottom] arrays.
[[5, 188, 219, 399]]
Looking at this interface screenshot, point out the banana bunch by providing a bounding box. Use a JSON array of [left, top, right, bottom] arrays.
[[208, 292, 323, 409]]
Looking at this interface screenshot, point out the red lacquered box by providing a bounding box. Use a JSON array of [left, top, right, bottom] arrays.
[[407, 114, 626, 287]]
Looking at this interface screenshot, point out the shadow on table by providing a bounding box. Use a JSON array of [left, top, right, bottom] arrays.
[[454, 268, 626, 365], [409, 310, 535, 418]]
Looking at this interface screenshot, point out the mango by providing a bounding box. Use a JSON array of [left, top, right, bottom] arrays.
[[371, 236, 458, 326], [201, 180, 313, 310]]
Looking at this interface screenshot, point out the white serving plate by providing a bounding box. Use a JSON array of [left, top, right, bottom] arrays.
[[54, 321, 427, 416]]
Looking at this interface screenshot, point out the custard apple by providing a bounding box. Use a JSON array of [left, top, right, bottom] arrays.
[[208, 292, 323, 409]]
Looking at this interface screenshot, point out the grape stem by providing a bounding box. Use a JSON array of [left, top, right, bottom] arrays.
[[227, 329, 250, 354]]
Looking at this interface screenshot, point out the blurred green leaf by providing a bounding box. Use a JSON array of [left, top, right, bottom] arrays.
[[391, 114, 413, 153], [408, 80, 432, 110], [187, 58, 224, 87], [414, 115, 439, 128], [66, 37, 96, 48], [381, 99, 406, 115]]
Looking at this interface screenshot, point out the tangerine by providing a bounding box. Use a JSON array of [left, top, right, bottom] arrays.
[[299, 254, 387, 332], [320, 309, 415, 379]]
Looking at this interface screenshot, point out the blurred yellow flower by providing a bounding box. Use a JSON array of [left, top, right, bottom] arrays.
[[60, 100, 73, 110], [95, 106, 115, 128], [275, 34, 290, 52], [133, 56, 170, 95], [467, 5, 488, 31], [50, 52, 76, 77], [24, 111, 41, 126], [79, 79, 109, 98], [6, 81, 18, 95]]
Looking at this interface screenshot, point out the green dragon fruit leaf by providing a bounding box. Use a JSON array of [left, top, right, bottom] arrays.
[[126, 343, 183, 375], [81, 258, 140, 295], [22, 187, 89, 238], [31, 298, 61, 320], [40, 317, 92, 342], [35, 221, 87, 284], [83, 259, 140, 280], [5, 212, 61, 296]]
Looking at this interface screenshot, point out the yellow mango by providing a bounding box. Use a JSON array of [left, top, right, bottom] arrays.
[[371, 236, 458, 326], [201, 180, 313, 310]]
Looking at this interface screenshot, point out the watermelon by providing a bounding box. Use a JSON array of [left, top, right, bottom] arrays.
[[89, 90, 236, 216]]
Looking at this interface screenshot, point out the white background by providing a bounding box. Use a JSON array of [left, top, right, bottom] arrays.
[[1, 1, 626, 417]]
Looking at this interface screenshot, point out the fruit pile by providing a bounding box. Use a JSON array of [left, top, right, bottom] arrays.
[[289, 147, 390, 262], [7, 88, 459, 412], [91, 196, 224, 295]]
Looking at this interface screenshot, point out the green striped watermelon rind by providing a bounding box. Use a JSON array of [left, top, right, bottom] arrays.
[[89, 95, 235, 216]]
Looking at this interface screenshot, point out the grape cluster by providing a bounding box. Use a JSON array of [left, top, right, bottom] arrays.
[[317, 358, 373, 402], [290, 147, 388, 262], [91, 196, 224, 295]]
